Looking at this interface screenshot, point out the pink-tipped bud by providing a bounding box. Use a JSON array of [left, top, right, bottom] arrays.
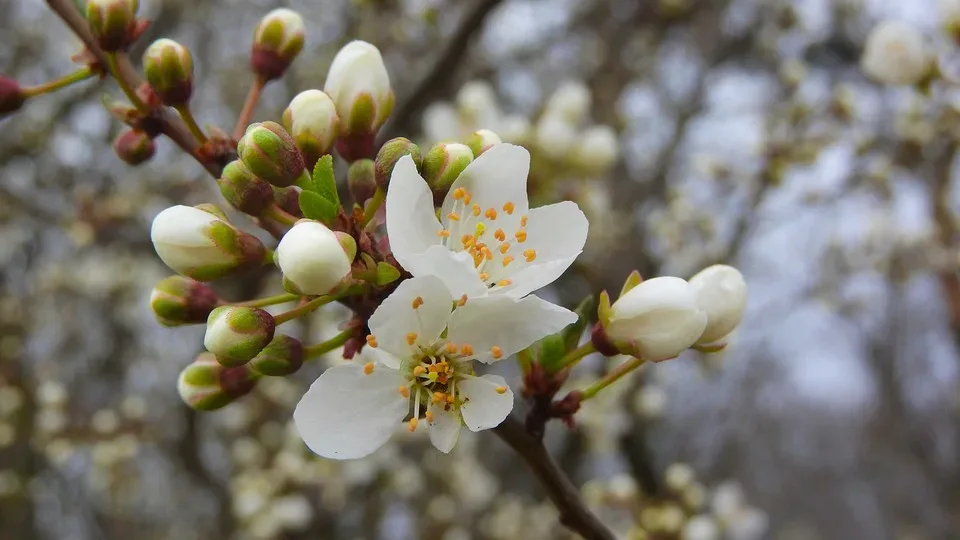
[[374, 137, 421, 190], [150, 275, 220, 327], [249, 334, 305, 376], [237, 121, 306, 188], [177, 353, 257, 411], [113, 129, 155, 165], [204, 306, 276, 366], [217, 159, 274, 216], [0, 76, 26, 117], [251, 8, 306, 81], [143, 38, 194, 106]]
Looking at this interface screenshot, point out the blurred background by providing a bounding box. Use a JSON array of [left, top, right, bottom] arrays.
[[3, 0, 960, 538]]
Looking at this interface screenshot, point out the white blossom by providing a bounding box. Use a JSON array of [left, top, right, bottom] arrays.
[[689, 264, 747, 345], [275, 220, 353, 295], [323, 40, 393, 134], [861, 20, 930, 86]]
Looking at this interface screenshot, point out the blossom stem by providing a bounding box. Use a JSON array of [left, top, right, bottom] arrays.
[[175, 104, 208, 144], [231, 293, 300, 309], [262, 204, 299, 227], [22, 67, 96, 97], [556, 341, 596, 370], [360, 187, 385, 229], [233, 76, 265, 141], [580, 356, 645, 401], [304, 330, 354, 359], [272, 287, 358, 325], [105, 53, 147, 111]]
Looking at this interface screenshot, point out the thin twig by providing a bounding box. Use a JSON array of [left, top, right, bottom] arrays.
[[493, 416, 616, 540], [233, 76, 265, 141]]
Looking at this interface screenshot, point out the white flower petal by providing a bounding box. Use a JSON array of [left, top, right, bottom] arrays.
[[368, 275, 453, 357], [440, 144, 530, 230], [293, 364, 408, 460], [402, 245, 488, 299], [362, 347, 403, 370], [385, 156, 442, 270], [459, 374, 513, 432], [523, 201, 588, 262], [447, 295, 577, 362], [496, 255, 581, 299], [427, 404, 462, 453]]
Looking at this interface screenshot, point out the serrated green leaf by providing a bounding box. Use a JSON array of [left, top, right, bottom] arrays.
[[311, 154, 340, 208], [375, 262, 401, 285], [299, 190, 338, 224]]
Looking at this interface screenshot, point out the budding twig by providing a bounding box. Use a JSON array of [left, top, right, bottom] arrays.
[[174, 104, 208, 144], [22, 66, 97, 97], [231, 292, 300, 309], [233, 76, 265, 141], [304, 329, 354, 359], [580, 356, 645, 401], [105, 53, 147, 110]]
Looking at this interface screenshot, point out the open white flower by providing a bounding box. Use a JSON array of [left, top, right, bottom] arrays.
[[385, 143, 588, 299], [293, 275, 576, 459]]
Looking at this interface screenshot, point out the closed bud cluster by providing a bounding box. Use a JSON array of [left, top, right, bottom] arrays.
[[0, 76, 26, 117], [375, 137, 421, 190], [347, 159, 376, 204], [204, 306, 276, 366], [282, 90, 340, 170], [150, 204, 268, 281], [249, 334, 304, 376], [251, 8, 306, 81], [150, 275, 219, 327], [177, 353, 257, 411], [688, 264, 747, 348], [86, 0, 139, 52], [466, 129, 502, 158], [237, 121, 306, 187], [324, 41, 394, 139], [143, 38, 194, 106], [217, 159, 274, 216], [113, 129, 155, 165], [574, 125, 619, 174], [861, 20, 931, 86], [275, 220, 355, 295], [422, 142, 473, 199]]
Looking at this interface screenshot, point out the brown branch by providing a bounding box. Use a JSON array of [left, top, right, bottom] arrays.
[[44, 0, 223, 179], [493, 416, 616, 540], [377, 0, 504, 144]]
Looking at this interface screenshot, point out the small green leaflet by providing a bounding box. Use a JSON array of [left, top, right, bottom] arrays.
[[298, 155, 340, 224]]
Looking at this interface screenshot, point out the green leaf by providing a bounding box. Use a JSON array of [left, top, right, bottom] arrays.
[[536, 333, 569, 374], [311, 154, 340, 208], [562, 295, 595, 352], [375, 262, 401, 285], [299, 190, 338, 224]]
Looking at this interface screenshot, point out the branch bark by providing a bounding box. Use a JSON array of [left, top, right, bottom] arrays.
[[493, 415, 616, 540]]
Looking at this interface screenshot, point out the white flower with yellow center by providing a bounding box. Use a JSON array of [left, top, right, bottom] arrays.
[[293, 275, 576, 459], [385, 143, 588, 298]]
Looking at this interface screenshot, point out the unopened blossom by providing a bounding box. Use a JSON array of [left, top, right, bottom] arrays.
[[544, 81, 591, 124], [575, 125, 619, 173], [688, 264, 747, 345], [385, 143, 588, 298], [535, 114, 578, 159], [323, 40, 394, 136], [275, 220, 355, 295], [282, 89, 340, 169], [602, 276, 707, 361], [294, 275, 576, 459], [861, 20, 930, 86]]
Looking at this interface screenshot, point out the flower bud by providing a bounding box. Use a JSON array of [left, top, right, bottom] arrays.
[[0, 76, 26, 117], [150, 205, 268, 281], [249, 334, 304, 376], [177, 353, 257, 411], [275, 220, 355, 295], [375, 137, 421, 190], [217, 159, 274, 216], [575, 125, 618, 173], [113, 129, 155, 165], [466, 129, 502, 158], [422, 142, 473, 199], [348, 159, 376, 204], [251, 8, 306, 81], [282, 90, 340, 170], [143, 38, 194, 106], [150, 275, 219, 327], [204, 306, 276, 366], [272, 186, 303, 218], [323, 41, 394, 137], [544, 80, 591, 125], [456, 80, 499, 122], [237, 121, 306, 188], [86, 0, 139, 52], [598, 277, 707, 362], [535, 114, 578, 159], [861, 20, 931, 86], [500, 115, 532, 143], [688, 265, 747, 346]]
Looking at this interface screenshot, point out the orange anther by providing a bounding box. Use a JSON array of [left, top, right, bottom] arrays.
[[399, 385, 410, 398], [445, 342, 458, 354], [461, 234, 474, 248], [495, 386, 508, 394], [408, 418, 418, 432], [485, 208, 498, 220], [499, 243, 511, 254], [447, 212, 460, 222], [472, 203, 481, 217], [523, 249, 537, 262], [479, 272, 489, 281], [445, 394, 455, 404], [464, 192, 472, 205], [413, 365, 427, 376], [453, 187, 466, 200], [457, 294, 468, 307], [363, 362, 375, 375], [491, 346, 503, 359], [460, 343, 474, 356], [494, 229, 506, 241], [425, 410, 435, 423], [437, 229, 451, 238], [432, 392, 446, 404], [503, 202, 515, 215], [483, 247, 493, 260], [497, 279, 512, 287], [502, 256, 515, 267], [406, 332, 418, 346], [515, 229, 527, 243], [520, 215, 528, 227], [412, 296, 424, 309], [365, 335, 378, 348]]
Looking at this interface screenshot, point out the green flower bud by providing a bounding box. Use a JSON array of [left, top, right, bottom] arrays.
[[150, 275, 220, 327], [143, 38, 194, 106], [272, 186, 303, 218], [0, 76, 26, 118], [282, 90, 340, 171], [466, 129, 502, 158], [249, 335, 304, 376], [113, 129, 155, 165], [251, 8, 306, 81], [150, 205, 269, 282], [422, 142, 473, 199], [204, 306, 276, 366], [86, 0, 139, 52], [177, 353, 257, 411], [217, 160, 274, 216], [347, 158, 376, 204], [374, 137, 421, 190], [237, 121, 306, 188]]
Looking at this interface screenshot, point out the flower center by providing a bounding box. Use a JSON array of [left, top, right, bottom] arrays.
[[435, 187, 538, 289]]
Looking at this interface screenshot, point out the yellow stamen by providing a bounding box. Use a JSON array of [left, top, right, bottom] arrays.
[[515, 229, 527, 243], [445, 394, 455, 404], [408, 418, 418, 432], [414, 365, 427, 376], [491, 346, 503, 359], [485, 208, 498, 220], [483, 246, 493, 260], [461, 234, 474, 248], [520, 215, 528, 227], [494, 228, 506, 241], [502, 255, 515, 267], [406, 332, 418, 346], [447, 212, 460, 222], [427, 372, 439, 382], [523, 249, 537, 262], [497, 279, 512, 287], [479, 272, 489, 281], [437, 229, 451, 238], [445, 342, 458, 354], [464, 192, 472, 205], [472, 203, 481, 217], [503, 202, 515, 215], [399, 385, 410, 398], [453, 187, 466, 200], [425, 410, 435, 423], [412, 296, 424, 309], [432, 392, 446, 404], [460, 343, 474, 356], [475, 222, 486, 236], [366, 335, 378, 348], [495, 386, 508, 394], [363, 362, 375, 375], [457, 294, 468, 307], [499, 243, 511, 254]]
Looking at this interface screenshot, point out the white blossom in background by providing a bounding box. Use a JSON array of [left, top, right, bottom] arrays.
[[861, 20, 931, 86], [293, 275, 576, 459], [385, 143, 589, 298]]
